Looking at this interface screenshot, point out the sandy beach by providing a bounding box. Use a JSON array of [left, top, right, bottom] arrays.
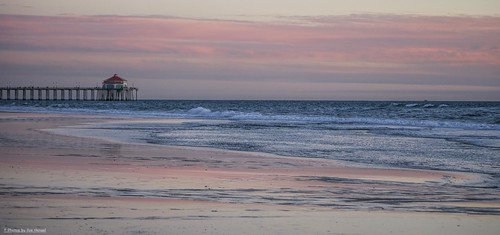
[[1, 112, 499, 235]]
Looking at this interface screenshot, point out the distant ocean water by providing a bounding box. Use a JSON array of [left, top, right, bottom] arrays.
[[2, 100, 500, 186]]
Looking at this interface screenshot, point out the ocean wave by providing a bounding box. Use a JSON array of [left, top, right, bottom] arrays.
[[405, 103, 419, 108], [2, 102, 499, 130], [423, 104, 435, 108], [176, 106, 500, 130], [186, 107, 264, 119], [391, 103, 450, 109]]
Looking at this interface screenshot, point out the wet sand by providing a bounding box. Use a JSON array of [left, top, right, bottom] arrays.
[[1, 112, 499, 234]]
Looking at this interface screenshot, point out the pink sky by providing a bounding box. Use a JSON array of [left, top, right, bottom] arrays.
[[1, 14, 499, 100]]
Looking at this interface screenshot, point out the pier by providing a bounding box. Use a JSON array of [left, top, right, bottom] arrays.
[[0, 74, 138, 101], [0, 86, 138, 101]]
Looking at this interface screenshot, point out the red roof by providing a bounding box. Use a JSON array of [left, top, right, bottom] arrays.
[[103, 74, 127, 84]]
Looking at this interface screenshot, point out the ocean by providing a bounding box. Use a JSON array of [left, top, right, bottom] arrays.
[[2, 99, 500, 214], [1, 100, 499, 184]]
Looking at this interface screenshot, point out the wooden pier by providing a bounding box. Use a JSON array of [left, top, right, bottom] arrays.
[[0, 86, 138, 101]]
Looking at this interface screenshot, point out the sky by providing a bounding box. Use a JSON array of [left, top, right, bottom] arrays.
[[1, 1, 499, 100]]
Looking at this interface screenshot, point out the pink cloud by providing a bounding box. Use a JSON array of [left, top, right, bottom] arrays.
[[1, 14, 499, 66]]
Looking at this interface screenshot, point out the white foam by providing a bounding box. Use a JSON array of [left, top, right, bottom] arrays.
[[187, 107, 212, 115]]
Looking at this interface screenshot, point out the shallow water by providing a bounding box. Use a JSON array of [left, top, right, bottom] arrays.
[[2, 100, 500, 194], [2, 101, 499, 170]]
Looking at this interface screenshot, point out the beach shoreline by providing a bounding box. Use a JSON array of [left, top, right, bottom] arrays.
[[1, 112, 499, 234]]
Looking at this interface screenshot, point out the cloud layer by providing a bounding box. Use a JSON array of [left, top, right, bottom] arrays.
[[1, 14, 499, 100]]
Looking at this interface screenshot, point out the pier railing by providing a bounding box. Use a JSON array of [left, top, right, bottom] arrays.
[[0, 87, 138, 101]]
